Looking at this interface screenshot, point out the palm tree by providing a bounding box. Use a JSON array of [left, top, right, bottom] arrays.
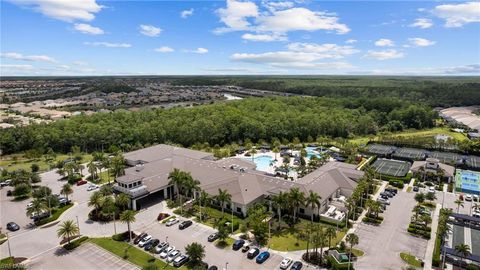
[[305, 191, 321, 223], [250, 148, 257, 161], [346, 233, 359, 261], [115, 193, 130, 211], [26, 198, 48, 218], [289, 187, 305, 223], [419, 214, 432, 232], [271, 191, 288, 226], [120, 210, 136, 241], [454, 243, 471, 267], [99, 185, 114, 196], [168, 168, 186, 210], [184, 175, 200, 200], [325, 227, 337, 249], [185, 242, 205, 265], [216, 188, 232, 217], [60, 183, 73, 202], [312, 225, 327, 264], [412, 205, 422, 222], [198, 190, 210, 222], [111, 154, 125, 178], [87, 161, 98, 181], [88, 191, 104, 216], [57, 220, 79, 244], [454, 199, 464, 213]]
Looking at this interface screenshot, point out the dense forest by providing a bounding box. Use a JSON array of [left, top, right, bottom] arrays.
[[172, 76, 480, 107], [0, 96, 436, 154]]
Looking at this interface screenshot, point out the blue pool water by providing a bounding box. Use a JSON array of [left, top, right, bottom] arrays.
[[247, 155, 274, 172], [305, 146, 323, 159]]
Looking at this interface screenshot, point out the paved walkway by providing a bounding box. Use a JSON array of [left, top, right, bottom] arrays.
[[424, 203, 440, 270]]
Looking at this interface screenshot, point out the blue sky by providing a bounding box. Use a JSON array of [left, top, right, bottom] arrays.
[[1, 0, 479, 76]]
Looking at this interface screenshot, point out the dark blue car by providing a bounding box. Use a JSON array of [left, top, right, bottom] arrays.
[[255, 251, 270, 264]]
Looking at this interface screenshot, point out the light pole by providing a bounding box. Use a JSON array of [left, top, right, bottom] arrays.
[[225, 262, 229, 270], [6, 232, 12, 258], [166, 236, 169, 243], [76, 215, 80, 235], [231, 206, 234, 234]]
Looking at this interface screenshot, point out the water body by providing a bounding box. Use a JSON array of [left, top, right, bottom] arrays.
[[223, 93, 243, 100]]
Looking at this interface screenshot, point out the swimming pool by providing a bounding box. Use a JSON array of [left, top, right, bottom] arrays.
[[455, 169, 480, 195], [305, 146, 324, 159], [246, 155, 274, 172]]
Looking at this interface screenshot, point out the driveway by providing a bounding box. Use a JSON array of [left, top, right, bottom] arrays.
[[354, 190, 428, 270], [27, 243, 139, 270]]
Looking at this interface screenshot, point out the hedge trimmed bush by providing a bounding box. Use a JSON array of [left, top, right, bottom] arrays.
[[64, 236, 89, 251], [326, 255, 354, 270]]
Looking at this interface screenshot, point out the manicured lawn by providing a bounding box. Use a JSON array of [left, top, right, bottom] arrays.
[[400, 252, 423, 268], [93, 170, 113, 184], [89, 237, 182, 270], [351, 248, 365, 257], [193, 206, 244, 233], [406, 186, 412, 193], [214, 237, 235, 248], [0, 153, 93, 172], [0, 257, 14, 265], [36, 203, 74, 226]]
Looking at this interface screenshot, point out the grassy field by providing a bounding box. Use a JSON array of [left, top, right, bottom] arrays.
[[348, 127, 467, 145], [0, 153, 93, 172], [214, 237, 235, 248], [36, 203, 74, 226], [94, 170, 113, 184], [89, 237, 182, 270], [400, 252, 423, 268]]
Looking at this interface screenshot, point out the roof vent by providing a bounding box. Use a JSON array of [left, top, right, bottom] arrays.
[[135, 164, 144, 172]]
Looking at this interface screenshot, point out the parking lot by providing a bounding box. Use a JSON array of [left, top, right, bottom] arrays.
[[138, 218, 292, 270], [27, 243, 139, 270], [354, 190, 428, 270]]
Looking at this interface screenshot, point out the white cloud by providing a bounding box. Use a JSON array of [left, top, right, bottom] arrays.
[[181, 8, 194, 18], [409, 18, 433, 29], [74, 23, 104, 35], [406, 38, 436, 47], [0, 52, 56, 63], [154, 46, 174, 53], [432, 2, 480, 27], [360, 64, 480, 75], [374, 38, 394, 47], [9, 0, 102, 22], [84, 42, 131, 48], [215, 0, 259, 33], [241, 33, 286, 42], [231, 42, 357, 70], [139, 24, 162, 37], [185, 48, 209, 54], [345, 39, 357, 44], [364, 49, 404, 60], [0, 64, 35, 71], [215, 0, 349, 37]]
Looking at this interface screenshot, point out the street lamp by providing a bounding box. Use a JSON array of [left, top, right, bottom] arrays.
[[225, 262, 229, 270], [76, 215, 81, 234], [166, 236, 169, 243], [6, 232, 12, 258]]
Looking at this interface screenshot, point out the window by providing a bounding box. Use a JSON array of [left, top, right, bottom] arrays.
[[237, 207, 242, 213], [128, 183, 132, 189], [299, 208, 305, 214]]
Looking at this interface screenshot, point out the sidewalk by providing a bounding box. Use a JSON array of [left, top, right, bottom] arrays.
[[423, 203, 440, 270]]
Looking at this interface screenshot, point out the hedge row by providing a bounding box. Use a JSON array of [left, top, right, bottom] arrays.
[[64, 236, 89, 251], [326, 255, 355, 270]]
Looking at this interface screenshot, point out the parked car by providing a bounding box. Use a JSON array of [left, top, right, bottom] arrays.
[[167, 250, 181, 263], [138, 235, 152, 247], [241, 244, 251, 253], [173, 255, 189, 267], [6, 222, 20, 231], [58, 197, 70, 205], [247, 247, 260, 259], [87, 184, 99, 191], [208, 232, 219, 242], [144, 239, 159, 251], [385, 188, 397, 194], [166, 218, 179, 227], [280, 257, 293, 269], [160, 246, 175, 259], [207, 266, 218, 270], [134, 233, 148, 245], [76, 180, 87, 186], [413, 186, 419, 192], [380, 194, 389, 200], [179, 220, 193, 230], [155, 242, 168, 254], [291, 261, 303, 270], [465, 194, 473, 201], [428, 187, 436, 194], [255, 251, 270, 264], [0, 180, 11, 187], [232, 239, 245, 250], [474, 195, 479, 202], [377, 198, 390, 205], [380, 192, 393, 198]]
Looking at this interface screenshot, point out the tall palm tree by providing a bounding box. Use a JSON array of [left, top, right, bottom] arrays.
[[57, 220, 79, 244], [454, 199, 464, 213], [312, 225, 327, 264], [60, 183, 73, 202], [325, 227, 337, 249], [198, 190, 210, 222], [216, 188, 232, 217], [111, 154, 125, 178], [346, 233, 359, 261], [272, 146, 280, 161], [250, 148, 257, 161], [419, 214, 432, 232], [289, 187, 305, 223], [305, 191, 321, 223], [87, 161, 98, 181], [88, 191, 104, 216], [115, 193, 130, 211], [412, 204, 422, 222], [120, 210, 136, 242], [271, 191, 288, 226], [168, 168, 188, 213], [454, 243, 471, 267], [26, 198, 48, 218]]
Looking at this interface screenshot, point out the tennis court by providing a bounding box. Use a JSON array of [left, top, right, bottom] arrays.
[[392, 148, 427, 160], [372, 158, 411, 177], [366, 144, 395, 156], [455, 169, 480, 195], [466, 156, 480, 169], [428, 151, 461, 165]]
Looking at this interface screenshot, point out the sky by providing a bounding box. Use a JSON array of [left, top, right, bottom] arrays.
[[0, 0, 479, 76]]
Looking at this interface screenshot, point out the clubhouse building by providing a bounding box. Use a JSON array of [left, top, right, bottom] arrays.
[[114, 144, 364, 218]]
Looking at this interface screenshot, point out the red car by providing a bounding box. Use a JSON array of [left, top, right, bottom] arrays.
[[76, 180, 87, 186]]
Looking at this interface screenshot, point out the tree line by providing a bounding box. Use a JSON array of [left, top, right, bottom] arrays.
[[0, 96, 436, 155]]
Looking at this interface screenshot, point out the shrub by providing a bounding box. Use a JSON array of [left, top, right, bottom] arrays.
[[166, 199, 179, 209], [157, 213, 170, 221], [31, 164, 40, 173], [64, 236, 89, 250], [327, 255, 354, 270], [447, 183, 454, 193], [13, 183, 31, 198], [466, 264, 480, 270]]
